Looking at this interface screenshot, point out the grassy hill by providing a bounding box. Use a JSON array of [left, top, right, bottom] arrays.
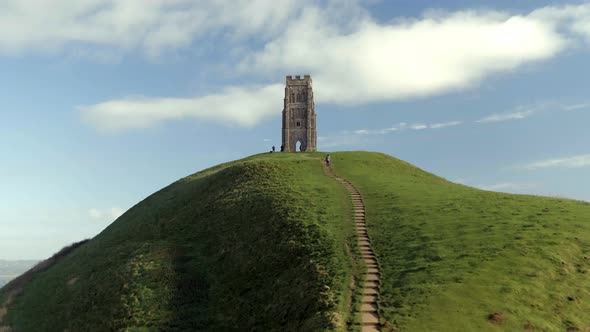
[[329, 152, 590, 331], [0, 153, 360, 331], [2, 151, 590, 331]]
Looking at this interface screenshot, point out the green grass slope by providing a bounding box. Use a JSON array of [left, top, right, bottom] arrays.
[[0, 153, 360, 332], [330, 152, 590, 331], [3, 151, 590, 332]]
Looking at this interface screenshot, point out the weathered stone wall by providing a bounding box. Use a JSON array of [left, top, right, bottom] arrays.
[[282, 75, 317, 152]]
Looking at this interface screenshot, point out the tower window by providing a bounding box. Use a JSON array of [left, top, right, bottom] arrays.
[[296, 121, 301, 127]]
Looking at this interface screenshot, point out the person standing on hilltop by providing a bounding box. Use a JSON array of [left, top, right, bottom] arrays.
[[325, 154, 331, 167], [272, 145, 275, 153]]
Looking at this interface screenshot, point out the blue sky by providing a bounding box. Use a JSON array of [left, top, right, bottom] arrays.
[[1, 0, 590, 260]]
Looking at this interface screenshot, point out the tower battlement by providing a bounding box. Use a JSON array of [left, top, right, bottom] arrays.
[[286, 75, 312, 83]]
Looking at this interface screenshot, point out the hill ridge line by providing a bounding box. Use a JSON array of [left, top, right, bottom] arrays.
[[322, 161, 381, 332]]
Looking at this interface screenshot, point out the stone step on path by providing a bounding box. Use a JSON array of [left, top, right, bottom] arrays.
[[322, 162, 381, 331]]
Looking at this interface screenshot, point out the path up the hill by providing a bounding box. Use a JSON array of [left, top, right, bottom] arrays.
[[322, 161, 381, 332]]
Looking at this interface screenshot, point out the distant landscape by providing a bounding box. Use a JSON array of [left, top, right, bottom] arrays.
[[0, 260, 38, 287]]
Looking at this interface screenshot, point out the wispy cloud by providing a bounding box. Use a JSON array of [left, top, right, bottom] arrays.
[[520, 154, 590, 170], [563, 103, 590, 111], [476, 110, 535, 123], [476, 182, 536, 191], [430, 121, 463, 129], [351, 120, 463, 136], [0, 0, 309, 57], [452, 178, 467, 184], [80, 84, 283, 131], [347, 97, 586, 139], [317, 135, 364, 149], [476, 100, 588, 124], [88, 207, 125, 222], [410, 124, 428, 130], [351, 127, 398, 135]]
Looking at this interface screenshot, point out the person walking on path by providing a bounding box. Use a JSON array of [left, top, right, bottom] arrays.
[[325, 154, 331, 167]]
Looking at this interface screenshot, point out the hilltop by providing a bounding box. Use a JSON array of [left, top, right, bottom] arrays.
[[1, 152, 590, 331]]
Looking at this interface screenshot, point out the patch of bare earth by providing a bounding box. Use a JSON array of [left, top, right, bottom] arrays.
[[0, 291, 17, 322], [67, 277, 79, 286], [0, 294, 14, 332], [487, 312, 507, 325]]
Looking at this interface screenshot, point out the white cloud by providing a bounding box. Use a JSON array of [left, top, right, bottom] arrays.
[[317, 135, 364, 149], [80, 84, 283, 131], [476, 182, 536, 191], [476, 100, 587, 123], [530, 4, 590, 42], [0, 0, 309, 56], [430, 121, 463, 129], [241, 6, 567, 104], [563, 103, 590, 111], [476, 110, 535, 123], [410, 124, 428, 130], [88, 207, 125, 221], [79, 2, 590, 131], [352, 127, 397, 135], [521, 154, 590, 170], [351, 120, 463, 136]]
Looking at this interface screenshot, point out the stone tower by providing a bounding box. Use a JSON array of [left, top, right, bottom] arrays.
[[282, 75, 317, 152]]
